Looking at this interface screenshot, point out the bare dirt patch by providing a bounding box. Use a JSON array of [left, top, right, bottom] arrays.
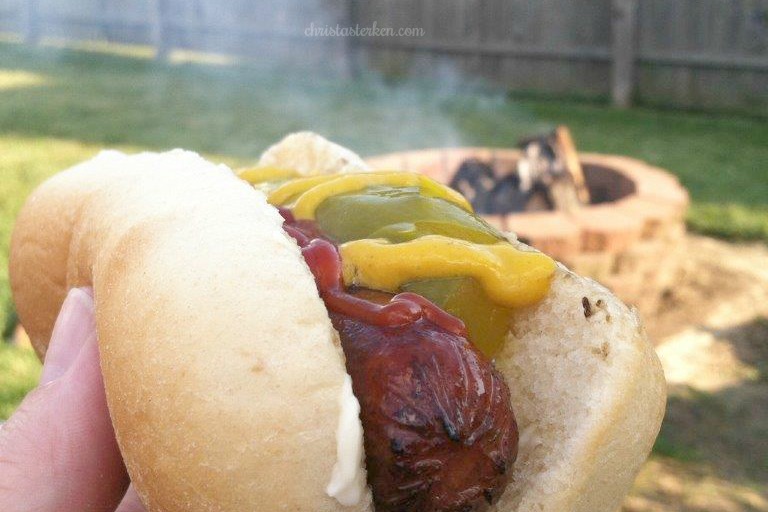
[[624, 235, 768, 511], [644, 235, 768, 343]]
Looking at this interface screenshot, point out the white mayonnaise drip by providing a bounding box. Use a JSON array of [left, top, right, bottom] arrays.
[[326, 375, 367, 506]]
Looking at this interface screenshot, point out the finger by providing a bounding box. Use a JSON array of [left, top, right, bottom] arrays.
[[0, 289, 129, 512], [116, 485, 147, 512], [40, 287, 95, 384]]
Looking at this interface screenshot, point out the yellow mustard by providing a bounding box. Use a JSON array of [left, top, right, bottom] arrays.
[[267, 174, 342, 206], [339, 236, 555, 309], [241, 168, 554, 318], [269, 172, 472, 219]]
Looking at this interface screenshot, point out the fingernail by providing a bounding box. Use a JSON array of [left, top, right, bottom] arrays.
[[40, 287, 96, 385]]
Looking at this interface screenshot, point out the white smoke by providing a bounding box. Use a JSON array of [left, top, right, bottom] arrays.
[[6, 0, 543, 158]]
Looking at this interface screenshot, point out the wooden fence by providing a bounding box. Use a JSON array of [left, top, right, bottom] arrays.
[[1, 0, 766, 111]]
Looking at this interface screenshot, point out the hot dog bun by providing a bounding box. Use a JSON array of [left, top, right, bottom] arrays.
[[11, 150, 371, 511], [259, 131, 371, 175], [260, 133, 667, 511], [10, 136, 665, 512]]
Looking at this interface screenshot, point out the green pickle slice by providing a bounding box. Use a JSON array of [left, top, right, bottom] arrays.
[[401, 277, 513, 358], [315, 184, 515, 357], [315, 186, 503, 244]]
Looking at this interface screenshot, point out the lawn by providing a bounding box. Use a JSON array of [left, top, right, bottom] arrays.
[[0, 343, 40, 420], [0, 39, 767, 512], [0, 39, 766, 417]]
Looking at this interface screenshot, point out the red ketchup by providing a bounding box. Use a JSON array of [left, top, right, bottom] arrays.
[[279, 207, 466, 336], [279, 207, 518, 512]]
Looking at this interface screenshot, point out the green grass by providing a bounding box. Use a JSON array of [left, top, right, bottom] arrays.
[[653, 433, 703, 463], [654, 384, 768, 484], [0, 38, 766, 354], [688, 203, 768, 242], [0, 44, 767, 510], [0, 344, 40, 420]]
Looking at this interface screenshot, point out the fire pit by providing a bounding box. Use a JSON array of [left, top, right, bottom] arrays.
[[365, 147, 689, 315]]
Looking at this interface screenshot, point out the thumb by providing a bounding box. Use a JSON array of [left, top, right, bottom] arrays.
[[0, 288, 129, 512]]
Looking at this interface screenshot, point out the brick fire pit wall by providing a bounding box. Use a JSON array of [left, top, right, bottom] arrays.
[[365, 148, 689, 315]]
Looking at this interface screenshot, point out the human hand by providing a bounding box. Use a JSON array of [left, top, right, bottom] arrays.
[[0, 287, 146, 512]]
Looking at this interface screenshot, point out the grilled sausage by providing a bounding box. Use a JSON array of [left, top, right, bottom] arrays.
[[333, 311, 518, 512]]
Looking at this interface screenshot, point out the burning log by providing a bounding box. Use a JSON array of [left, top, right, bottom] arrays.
[[449, 126, 590, 215], [555, 126, 590, 205]]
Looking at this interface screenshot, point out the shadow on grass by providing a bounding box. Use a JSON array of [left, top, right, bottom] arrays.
[[653, 316, 768, 485]]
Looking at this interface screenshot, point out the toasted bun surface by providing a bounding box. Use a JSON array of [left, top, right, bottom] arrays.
[[10, 135, 665, 512]]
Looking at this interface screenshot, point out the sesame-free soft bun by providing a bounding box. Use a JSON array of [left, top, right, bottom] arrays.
[[10, 136, 665, 512], [10, 149, 370, 511], [495, 257, 665, 511]]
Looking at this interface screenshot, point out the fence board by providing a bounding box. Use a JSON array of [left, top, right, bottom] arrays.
[[611, 0, 638, 107]]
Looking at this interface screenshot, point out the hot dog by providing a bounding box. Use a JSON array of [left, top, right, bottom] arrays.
[[9, 134, 666, 512], [281, 217, 518, 511], [247, 153, 558, 510]]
